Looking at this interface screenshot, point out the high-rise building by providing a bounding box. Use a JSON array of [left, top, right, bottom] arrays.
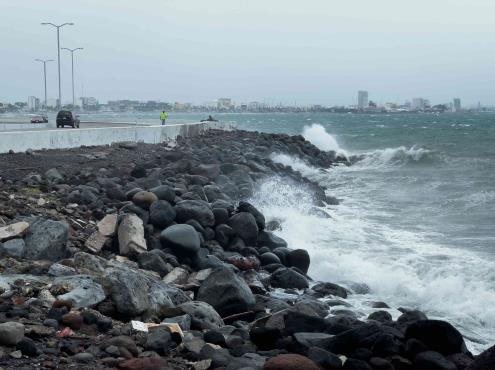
[[217, 98, 232, 110], [27, 96, 40, 111], [412, 97, 429, 110], [357, 91, 369, 108], [453, 98, 461, 112]]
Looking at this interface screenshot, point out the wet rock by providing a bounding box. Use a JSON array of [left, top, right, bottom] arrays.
[[213, 207, 229, 225], [160, 224, 201, 256], [368, 311, 392, 323], [466, 343, 495, 370], [287, 249, 311, 274], [178, 301, 224, 330], [414, 351, 456, 370], [197, 267, 256, 316], [369, 357, 394, 370], [312, 282, 349, 299], [204, 184, 231, 202], [342, 358, 373, 369], [24, 218, 69, 261], [199, 343, 232, 368], [132, 190, 158, 210], [0, 322, 25, 345], [229, 212, 259, 245], [145, 327, 172, 355], [149, 200, 176, 229], [260, 252, 281, 266], [263, 353, 320, 370], [397, 309, 427, 325], [257, 230, 288, 250], [175, 200, 215, 227], [204, 330, 227, 347], [238, 201, 266, 230], [405, 320, 466, 355], [294, 332, 334, 353], [118, 213, 147, 256], [270, 267, 309, 289], [16, 337, 38, 356], [151, 184, 176, 203]]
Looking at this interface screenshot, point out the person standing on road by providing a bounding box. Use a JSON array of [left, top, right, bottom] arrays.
[[160, 111, 169, 125]]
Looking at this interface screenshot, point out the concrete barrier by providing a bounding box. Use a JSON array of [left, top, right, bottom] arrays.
[[0, 122, 228, 153]]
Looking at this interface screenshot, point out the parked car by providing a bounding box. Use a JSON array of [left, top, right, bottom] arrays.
[[30, 115, 48, 123], [56, 110, 80, 128]]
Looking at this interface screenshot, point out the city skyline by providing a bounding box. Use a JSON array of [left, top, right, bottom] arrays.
[[1, 0, 495, 106]]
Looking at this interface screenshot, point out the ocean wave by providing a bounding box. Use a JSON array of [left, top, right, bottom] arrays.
[[302, 123, 348, 158], [352, 146, 434, 167]]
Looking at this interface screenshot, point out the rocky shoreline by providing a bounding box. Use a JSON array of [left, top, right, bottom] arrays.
[[0, 129, 493, 370]]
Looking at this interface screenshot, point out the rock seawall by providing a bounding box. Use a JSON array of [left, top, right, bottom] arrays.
[[0, 129, 492, 369]]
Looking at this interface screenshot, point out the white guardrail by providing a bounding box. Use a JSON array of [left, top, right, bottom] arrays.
[[0, 121, 229, 153]]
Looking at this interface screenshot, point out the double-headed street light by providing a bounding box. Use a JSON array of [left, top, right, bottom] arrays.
[[61, 47, 83, 106], [35, 58, 54, 109], [41, 22, 74, 109]]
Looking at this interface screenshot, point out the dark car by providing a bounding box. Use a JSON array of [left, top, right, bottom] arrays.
[[56, 110, 80, 128], [30, 115, 48, 123]]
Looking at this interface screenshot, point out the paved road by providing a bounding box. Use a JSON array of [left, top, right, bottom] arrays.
[[0, 121, 145, 132]]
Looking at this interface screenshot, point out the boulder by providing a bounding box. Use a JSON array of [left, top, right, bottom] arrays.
[[294, 332, 334, 352], [160, 224, 201, 256], [44, 168, 64, 184], [250, 327, 283, 350], [192, 164, 221, 179], [0, 221, 29, 242], [263, 354, 320, 370], [0, 238, 25, 257], [138, 251, 171, 277], [228, 212, 259, 245], [55, 275, 106, 308], [260, 252, 281, 266], [178, 301, 224, 330], [368, 311, 392, 323], [149, 200, 176, 229], [24, 218, 69, 261], [312, 282, 349, 299], [405, 320, 466, 355], [307, 347, 342, 369], [342, 358, 373, 369], [238, 201, 266, 230], [204, 184, 231, 202], [118, 213, 147, 256], [270, 268, 309, 289], [97, 213, 118, 236], [197, 267, 256, 316], [257, 230, 288, 249], [467, 344, 495, 370], [414, 351, 457, 370], [288, 249, 311, 274], [151, 184, 176, 202], [0, 322, 25, 345], [132, 190, 158, 210], [144, 327, 172, 355], [175, 200, 215, 227]]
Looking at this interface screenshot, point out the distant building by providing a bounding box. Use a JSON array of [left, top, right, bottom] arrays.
[[217, 98, 232, 110], [357, 91, 369, 108], [453, 98, 461, 112], [412, 98, 430, 110], [79, 97, 98, 108], [27, 96, 40, 111]]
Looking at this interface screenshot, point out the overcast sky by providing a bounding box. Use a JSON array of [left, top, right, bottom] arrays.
[[1, 0, 494, 106]]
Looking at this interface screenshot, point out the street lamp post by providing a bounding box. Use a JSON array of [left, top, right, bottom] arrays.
[[41, 22, 74, 109], [61, 47, 83, 107], [35, 59, 54, 110]]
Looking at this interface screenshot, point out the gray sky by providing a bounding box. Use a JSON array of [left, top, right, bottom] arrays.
[[1, 0, 494, 106]]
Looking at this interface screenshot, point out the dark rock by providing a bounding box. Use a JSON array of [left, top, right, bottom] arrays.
[[204, 184, 231, 202], [414, 351, 457, 370], [284, 311, 328, 335], [369, 357, 394, 370], [162, 314, 191, 331], [72, 352, 95, 363], [250, 327, 283, 350], [199, 343, 232, 368], [405, 320, 466, 355], [260, 252, 281, 266], [160, 224, 201, 256], [175, 200, 215, 227], [120, 203, 150, 224], [372, 334, 402, 357], [405, 338, 428, 359], [287, 249, 311, 274], [307, 347, 342, 369], [229, 212, 259, 245], [368, 311, 392, 323], [0, 238, 25, 257], [294, 332, 334, 352], [150, 184, 176, 202], [119, 357, 169, 370], [271, 267, 309, 289], [238, 201, 266, 230], [24, 218, 69, 261], [258, 230, 288, 250], [16, 337, 38, 357], [215, 223, 235, 247], [312, 282, 349, 299], [197, 267, 256, 316], [213, 207, 230, 225], [138, 251, 170, 277], [61, 312, 84, 330], [342, 358, 373, 370], [149, 200, 176, 229], [263, 354, 320, 370], [144, 327, 172, 355], [204, 330, 227, 347], [0, 322, 25, 345], [447, 353, 473, 370], [397, 309, 427, 325]]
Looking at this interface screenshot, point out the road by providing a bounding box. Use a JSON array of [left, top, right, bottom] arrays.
[[0, 121, 146, 132]]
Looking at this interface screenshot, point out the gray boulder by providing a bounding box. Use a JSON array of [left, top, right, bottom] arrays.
[[178, 301, 224, 330], [238, 201, 265, 230], [138, 251, 171, 277], [118, 213, 147, 256], [0, 238, 25, 258], [175, 200, 215, 227], [24, 218, 69, 261], [197, 267, 256, 316], [55, 275, 106, 308], [204, 185, 231, 202], [257, 230, 288, 250], [0, 322, 24, 345], [150, 185, 176, 203], [228, 212, 259, 246], [160, 224, 201, 256], [288, 249, 311, 274]]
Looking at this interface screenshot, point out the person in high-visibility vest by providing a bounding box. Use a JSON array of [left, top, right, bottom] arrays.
[[160, 111, 169, 125]]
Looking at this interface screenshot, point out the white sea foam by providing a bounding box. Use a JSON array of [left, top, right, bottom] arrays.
[[302, 124, 348, 157], [252, 151, 495, 353], [355, 146, 432, 167]]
